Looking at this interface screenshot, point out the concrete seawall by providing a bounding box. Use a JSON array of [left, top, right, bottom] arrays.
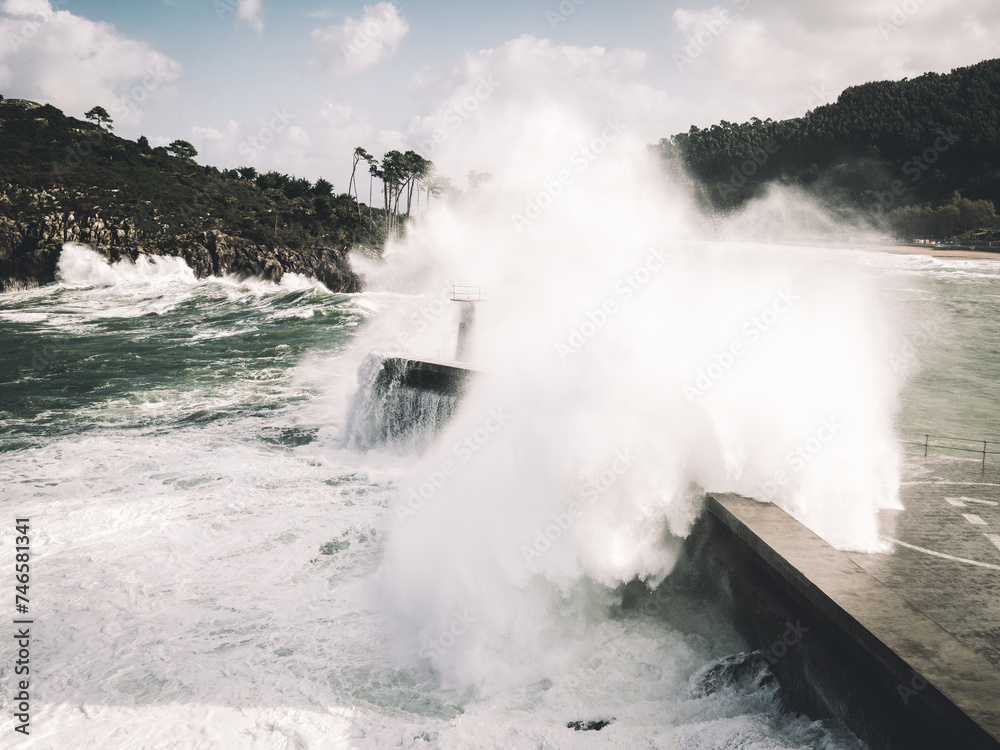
[[685, 493, 1000, 749], [381, 357, 476, 396]]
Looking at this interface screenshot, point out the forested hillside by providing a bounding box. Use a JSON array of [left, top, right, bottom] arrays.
[[658, 59, 1000, 240], [0, 99, 379, 290]]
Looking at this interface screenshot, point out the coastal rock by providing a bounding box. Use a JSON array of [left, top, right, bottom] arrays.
[[0, 206, 362, 292]]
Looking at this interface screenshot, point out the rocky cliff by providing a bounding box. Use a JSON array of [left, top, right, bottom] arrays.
[[0, 190, 359, 292], [0, 98, 373, 293]]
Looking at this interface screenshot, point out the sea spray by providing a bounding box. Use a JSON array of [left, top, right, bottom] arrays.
[[55, 242, 198, 287], [357, 53, 906, 694]]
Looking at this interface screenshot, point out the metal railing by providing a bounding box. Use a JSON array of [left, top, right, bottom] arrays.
[[900, 432, 1000, 469], [450, 284, 487, 302]]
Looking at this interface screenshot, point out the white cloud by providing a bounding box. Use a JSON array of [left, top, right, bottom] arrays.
[[2, 0, 51, 16], [403, 35, 677, 182], [191, 125, 224, 142], [407, 64, 441, 92], [0, 1, 181, 124], [307, 2, 409, 75], [670, 0, 1000, 121], [237, 0, 263, 33]]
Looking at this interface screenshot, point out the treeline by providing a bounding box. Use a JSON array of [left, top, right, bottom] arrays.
[[346, 147, 458, 238], [0, 98, 384, 254], [658, 58, 1000, 240], [889, 192, 996, 239]]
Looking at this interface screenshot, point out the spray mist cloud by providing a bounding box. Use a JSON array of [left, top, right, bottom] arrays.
[[357, 37, 904, 690]]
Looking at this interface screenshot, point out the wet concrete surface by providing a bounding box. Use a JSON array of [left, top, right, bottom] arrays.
[[707, 449, 1000, 748], [849, 451, 1000, 671]]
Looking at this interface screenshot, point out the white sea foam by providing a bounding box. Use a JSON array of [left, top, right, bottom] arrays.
[[56, 242, 199, 288], [217, 271, 331, 295], [0, 310, 49, 322], [0, 416, 859, 748]]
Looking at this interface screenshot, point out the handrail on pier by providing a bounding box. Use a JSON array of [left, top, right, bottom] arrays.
[[450, 284, 487, 302], [900, 432, 1000, 469]]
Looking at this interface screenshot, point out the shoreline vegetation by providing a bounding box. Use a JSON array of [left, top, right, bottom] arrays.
[[0, 98, 377, 292], [3, 57, 1000, 291], [657, 59, 1000, 248]]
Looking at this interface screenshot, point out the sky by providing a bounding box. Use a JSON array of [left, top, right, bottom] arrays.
[[2, 0, 999, 191]]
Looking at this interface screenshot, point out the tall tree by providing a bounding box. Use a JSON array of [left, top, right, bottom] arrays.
[[167, 140, 198, 160], [367, 155, 379, 224], [379, 150, 408, 237], [349, 147, 372, 204], [312, 177, 333, 196], [402, 151, 431, 217], [368, 157, 385, 230], [467, 171, 493, 190], [426, 172, 454, 202], [84, 106, 113, 131]]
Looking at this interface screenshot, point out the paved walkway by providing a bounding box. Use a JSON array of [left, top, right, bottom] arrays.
[[848, 451, 1000, 670]]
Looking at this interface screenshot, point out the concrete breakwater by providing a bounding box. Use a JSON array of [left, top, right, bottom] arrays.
[[675, 494, 1000, 750], [343, 355, 477, 450]]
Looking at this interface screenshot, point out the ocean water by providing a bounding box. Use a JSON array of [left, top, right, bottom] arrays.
[[0, 243, 997, 749]]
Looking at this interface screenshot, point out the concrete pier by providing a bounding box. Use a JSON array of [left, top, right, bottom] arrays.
[[699, 486, 1000, 749], [380, 357, 476, 396]]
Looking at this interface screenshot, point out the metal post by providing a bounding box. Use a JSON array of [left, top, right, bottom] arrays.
[[924, 434, 929, 458], [455, 301, 475, 361], [984, 441, 988, 470], [450, 284, 486, 362]]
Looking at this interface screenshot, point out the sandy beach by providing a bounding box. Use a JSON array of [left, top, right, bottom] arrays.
[[869, 244, 1000, 260]]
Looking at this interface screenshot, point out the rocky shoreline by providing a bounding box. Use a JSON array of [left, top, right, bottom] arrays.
[[0, 98, 370, 294], [0, 211, 361, 293]]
